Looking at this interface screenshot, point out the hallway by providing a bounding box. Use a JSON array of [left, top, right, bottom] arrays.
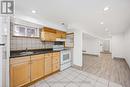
[[82, 53, 130, 87]]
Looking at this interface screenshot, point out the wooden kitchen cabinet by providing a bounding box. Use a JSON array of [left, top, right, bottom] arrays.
[[10, 56, 30, 87], [56, 31, 66, 39], [53, 63, 60, 72], [30, 54, 45, 81], [40, 27, 56, 41], [61, 32, 66, 38], [65, 33, 74, 48], [40, 27, 66, 41], [44, 53, 52, 75], [52, 52, 60, 72], [10, 52, 60, 87]]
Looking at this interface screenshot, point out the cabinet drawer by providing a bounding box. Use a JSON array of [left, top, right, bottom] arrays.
[[53, 52, 60, 57], [45, 56, 52, 62], [53, 63, 60, 72], [52, 56, 60, 64], [10, 56, 30, 64], [31, 54, 44, 61], [45, 57, 52, 66], [44, 53, 52, 58]]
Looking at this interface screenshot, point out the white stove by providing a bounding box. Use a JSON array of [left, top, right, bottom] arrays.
[[60, 50, 72, 71]]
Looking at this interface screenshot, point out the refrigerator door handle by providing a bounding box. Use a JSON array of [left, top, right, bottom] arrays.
[[0, 44, 5, 46]]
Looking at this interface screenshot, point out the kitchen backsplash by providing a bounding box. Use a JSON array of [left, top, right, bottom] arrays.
[[10, 18, 54, 51]]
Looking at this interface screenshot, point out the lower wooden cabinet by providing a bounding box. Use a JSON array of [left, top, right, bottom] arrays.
[[10, 52, 60, 87], [44, 53, 52, 75], [30, 54, 44, 81], [10, 56, 30, 87], [53, 63, 60, 72], [52, 52, 60, 72]]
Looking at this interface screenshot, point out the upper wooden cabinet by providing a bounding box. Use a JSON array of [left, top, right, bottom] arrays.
[[56, 31, 66, 39], [10, 56, 31, 87], [40, 27, 66, 41], [65, 33, 74, 48]]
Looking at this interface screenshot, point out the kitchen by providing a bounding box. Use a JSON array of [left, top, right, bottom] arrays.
[[1, 0, 130, 87], [9, 18, 74, 87]]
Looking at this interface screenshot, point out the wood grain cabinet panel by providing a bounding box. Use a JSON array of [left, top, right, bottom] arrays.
[[40, 27, 56, 41], [52, 56, 60, 64], [30, 54, 44, 81], [44, 64, 52, 75], [53, 52, 60, 57], [56, 31, 66, 39], [52, 52, 60, 64], [53, 63, 60, 72], [10, 56, 30, 87], [52, 52, 60, 72], [44, 53, 52, 75], [40, 27, 66, 41], [10, 52, 61, 87], [61, 32, 66, 39]]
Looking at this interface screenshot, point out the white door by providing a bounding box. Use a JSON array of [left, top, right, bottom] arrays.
[[103, 40, 110, 52]]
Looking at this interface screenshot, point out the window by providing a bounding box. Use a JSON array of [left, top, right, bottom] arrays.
[[13, 24, 39, 37], [14, 25, 26, 36]]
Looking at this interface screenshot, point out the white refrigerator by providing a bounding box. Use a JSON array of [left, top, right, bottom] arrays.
[[0, 15, 10, 87]]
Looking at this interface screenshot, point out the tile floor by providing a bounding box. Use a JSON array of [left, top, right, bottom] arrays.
[[29, 67, 122, 87]]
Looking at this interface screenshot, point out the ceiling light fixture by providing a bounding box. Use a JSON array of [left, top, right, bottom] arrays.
[[100, 22, 104, 25], [32, 10, 36, 14], [104, 6, 109, 11], [105, 28, 108, 31]]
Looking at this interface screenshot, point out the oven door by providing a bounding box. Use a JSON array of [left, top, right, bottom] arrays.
[[61, 50, 71, 64]]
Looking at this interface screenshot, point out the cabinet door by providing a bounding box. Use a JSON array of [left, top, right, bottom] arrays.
[[31, 55, 44, 81], [56, 31, 66, 38], [10, 61, 30, 87], [56, 31, 62, 38], [65, 33, 74, 48], [44, 32, 51, 41], [53, 63, 60, 72], [61, 32, 66, 38], [52, 52, 60, 72], [52, 52, 60, 64], [49, 33, 56, 41], [44, 53, 52, 75], [41, 28, 56, 41]]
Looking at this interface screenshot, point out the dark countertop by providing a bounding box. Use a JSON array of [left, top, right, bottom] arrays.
[[10, 48, 62, 58]]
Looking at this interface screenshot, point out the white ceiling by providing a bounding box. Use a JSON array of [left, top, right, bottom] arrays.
[[15, 0, 130, 39]]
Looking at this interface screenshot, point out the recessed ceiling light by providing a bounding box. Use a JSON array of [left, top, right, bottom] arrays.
[[100, 22, 104, 25], [105, 28, 108, 31], [104, 6, 109, 11], [32, 10, 36, 14]]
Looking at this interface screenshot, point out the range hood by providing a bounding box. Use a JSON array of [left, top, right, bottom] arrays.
[[56, 38, 66, 42]]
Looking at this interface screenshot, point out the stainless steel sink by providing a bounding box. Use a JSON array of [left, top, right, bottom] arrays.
[[19, 51, 34, 55]]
